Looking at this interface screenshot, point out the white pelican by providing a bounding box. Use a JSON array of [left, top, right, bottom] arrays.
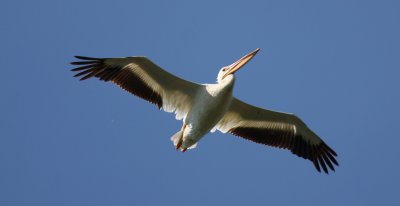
[[71, 48, 338, 174]]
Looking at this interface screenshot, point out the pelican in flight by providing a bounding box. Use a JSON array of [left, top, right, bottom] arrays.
[[71, 48, 338, 173]]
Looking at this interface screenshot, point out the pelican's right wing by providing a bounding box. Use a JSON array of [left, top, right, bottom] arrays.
[[71, 56, 202, 120], [216, 98, 339, 174]]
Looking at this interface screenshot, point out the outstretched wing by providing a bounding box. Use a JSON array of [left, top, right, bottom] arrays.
[[216, 98, 339, 174], [71, 56, 202, 120]]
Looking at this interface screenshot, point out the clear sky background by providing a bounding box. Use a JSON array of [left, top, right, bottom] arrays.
[[2, 0, 400, 205]]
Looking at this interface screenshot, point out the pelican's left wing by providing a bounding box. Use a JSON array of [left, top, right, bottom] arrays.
[[71, 56, 201, 120], [216, 98, 339, 174]]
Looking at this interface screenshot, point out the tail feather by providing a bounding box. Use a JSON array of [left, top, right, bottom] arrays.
[[170, 131, 198, 151], [171, 131, 183, 148]]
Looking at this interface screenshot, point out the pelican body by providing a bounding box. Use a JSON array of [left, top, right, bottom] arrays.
[[70, 48, 339, 174], [174, 74, 235, 150]]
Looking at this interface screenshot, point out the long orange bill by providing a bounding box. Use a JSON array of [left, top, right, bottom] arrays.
[[222, 48, 260, 79]]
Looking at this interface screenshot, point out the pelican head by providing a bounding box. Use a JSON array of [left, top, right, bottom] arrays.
[[217, 48, 260, 83]]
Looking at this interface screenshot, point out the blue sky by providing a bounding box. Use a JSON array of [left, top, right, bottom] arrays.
[[2, 0, 400, 205]]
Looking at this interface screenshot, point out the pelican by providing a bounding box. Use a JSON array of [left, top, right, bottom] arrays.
[[70, 48, 338, 174]]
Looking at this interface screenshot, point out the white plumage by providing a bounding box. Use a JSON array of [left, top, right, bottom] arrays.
[[71, 48, 338, 174]]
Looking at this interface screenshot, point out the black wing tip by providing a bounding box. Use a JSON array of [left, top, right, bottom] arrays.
[[312, 143, 339, 174], [70, 56, 106, 80], [291, 139, 338, 174], [289, 142, 338, 174], [325, 144, 338, 157], [70, 65, 93, 72], [79, 75, 92, 81], [70, 56, 104, 65], [70, 60, 100, 65], [74, 55, 103, 60], [313, 159, 321, 173]]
